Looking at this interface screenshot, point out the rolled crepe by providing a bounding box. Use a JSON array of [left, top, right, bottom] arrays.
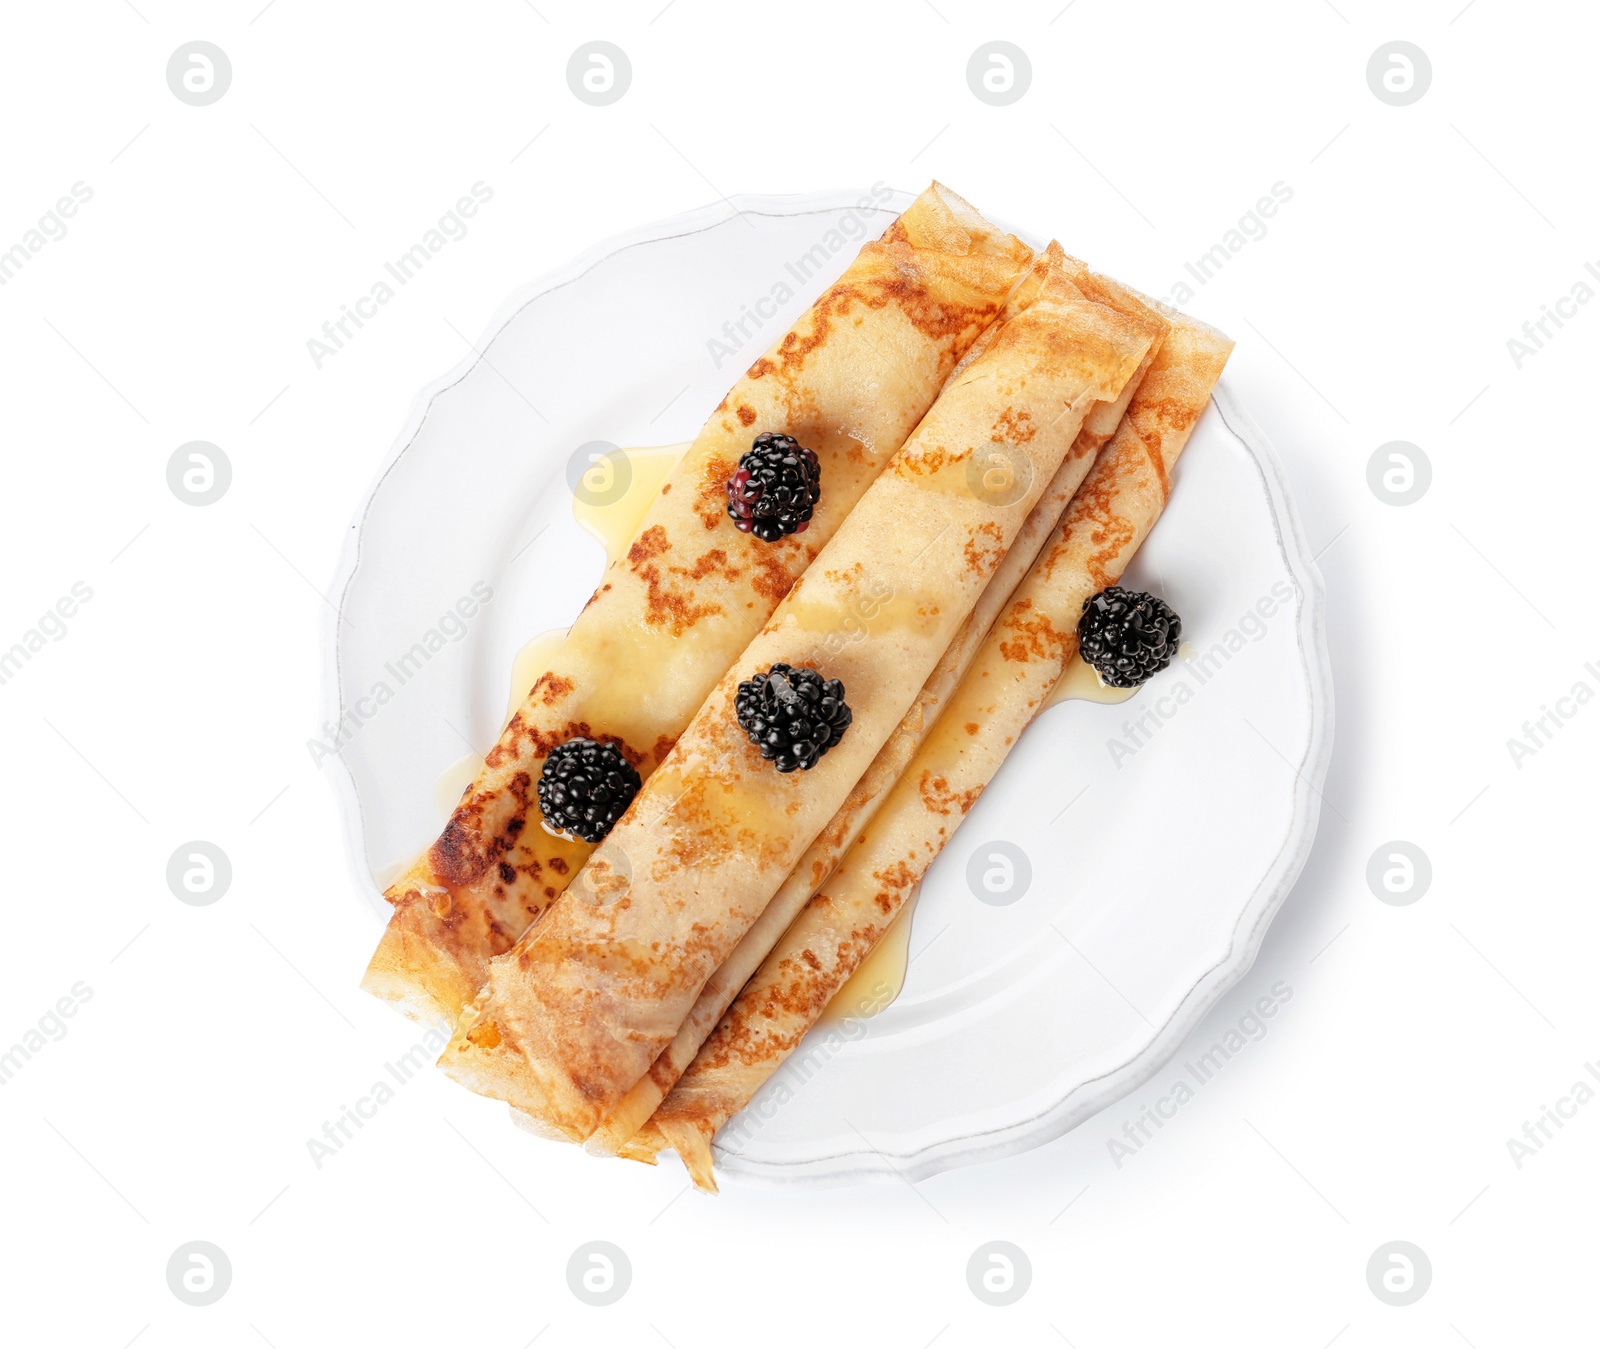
[[437, 248, 1163, 1139], [362, 183, 1033, 1027], [644, 306, 1234, 1190], [585, 247, 1167, 1156]]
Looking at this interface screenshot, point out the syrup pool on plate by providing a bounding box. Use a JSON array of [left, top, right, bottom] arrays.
[[572, 442, 693, 565], [1042, 654, 1140, 711], [823, 883, 921, 1025]]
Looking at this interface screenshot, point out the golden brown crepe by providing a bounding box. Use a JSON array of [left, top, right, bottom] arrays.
[[361, 184, 1034, 1027], [437, 247, 1163, 1141], [642, 305, 1234, 1190], [585, 247, 1168, 1156]]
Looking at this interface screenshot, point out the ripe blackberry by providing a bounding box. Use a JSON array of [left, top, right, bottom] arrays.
[[734, 663, 851, 772], [1076, 586, 1183, 689], [725, 432, 821, 543], [536, 738, 641, 843]]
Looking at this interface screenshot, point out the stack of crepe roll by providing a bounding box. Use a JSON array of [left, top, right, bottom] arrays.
[[361, 183, 1234, 1191]]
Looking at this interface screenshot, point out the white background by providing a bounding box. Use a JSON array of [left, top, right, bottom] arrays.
[[2, 1, 1594, 1344]]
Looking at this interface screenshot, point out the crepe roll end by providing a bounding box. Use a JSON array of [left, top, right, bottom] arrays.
[[613, 1134, 661, 1167], [656, 1119, 720, 1194], [905, 181, 1033, 267], [585, 1079, 664, 1157], [359, 902, 471, 1030], [508, 1105, 576, 1144], [618, 1122, 669, 1166], [583, 1126, 625, 1159], [436, 990, 586, 1143]]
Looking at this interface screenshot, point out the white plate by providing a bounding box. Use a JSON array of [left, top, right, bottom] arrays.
[[325, 190, 1333, 1187]]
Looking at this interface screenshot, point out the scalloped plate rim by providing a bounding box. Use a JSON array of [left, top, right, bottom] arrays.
[[321, 191, 1334, 1189]]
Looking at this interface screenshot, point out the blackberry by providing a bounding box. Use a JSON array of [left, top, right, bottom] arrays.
[[536, 738, 641, 843], [734, 663, 851, 772], [725, 432, 822, 543], [1076, 586, 1183, 689]]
